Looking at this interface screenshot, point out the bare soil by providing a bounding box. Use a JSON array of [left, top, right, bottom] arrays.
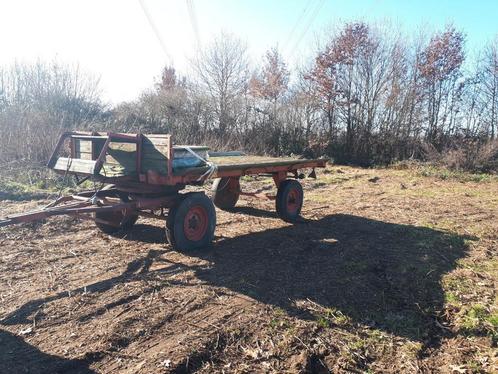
[[0, 165, 497, 373]]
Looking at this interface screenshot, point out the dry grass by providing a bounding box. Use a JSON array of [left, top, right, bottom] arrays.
[[0, 164, 497, 373]]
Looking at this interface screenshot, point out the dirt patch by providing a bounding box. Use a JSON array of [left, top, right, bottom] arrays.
[[1, 166, 497, 373]]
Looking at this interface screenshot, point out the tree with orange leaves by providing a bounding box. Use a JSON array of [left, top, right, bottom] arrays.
[[249, 47, 289, 104], [418, 26, 465, 143]]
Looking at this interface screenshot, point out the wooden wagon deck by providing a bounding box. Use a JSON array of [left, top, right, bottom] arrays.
[[3, 131, 327, 250], [175, 155, 325, 177]]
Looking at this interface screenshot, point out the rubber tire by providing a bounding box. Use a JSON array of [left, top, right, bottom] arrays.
[[166, 192, 216, 251], [94, 193, 139, 234], [212, 177, 240, 210], [275, 179, 304, 222]]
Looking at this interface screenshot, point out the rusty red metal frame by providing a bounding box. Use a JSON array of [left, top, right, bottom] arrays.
[[0, 190, 178, 228]]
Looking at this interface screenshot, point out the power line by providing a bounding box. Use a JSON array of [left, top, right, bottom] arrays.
[[138, 0, 174, 65], [283, 0, 313, 52], [186, 0, 202, 49], [287, 0, 326, 61]]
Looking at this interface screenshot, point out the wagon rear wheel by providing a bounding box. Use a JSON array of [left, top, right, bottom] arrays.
[[211, 177, 240, 210], [94, 193, 138, 234], [166, 192, 216, 251], [275, 179, 303, 222]]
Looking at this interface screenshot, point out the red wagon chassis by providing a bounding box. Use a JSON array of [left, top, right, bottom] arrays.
[[1, 131, 327, 251]]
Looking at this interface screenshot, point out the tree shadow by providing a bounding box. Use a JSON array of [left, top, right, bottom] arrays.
[[191, 214, 474, 344], [0, 329, 95, 374]]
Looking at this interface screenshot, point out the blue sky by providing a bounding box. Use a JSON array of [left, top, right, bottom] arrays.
[[0, 0, 496, 103]]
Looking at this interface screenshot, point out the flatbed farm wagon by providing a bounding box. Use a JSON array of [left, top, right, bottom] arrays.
[[0, 132, 327, 250]]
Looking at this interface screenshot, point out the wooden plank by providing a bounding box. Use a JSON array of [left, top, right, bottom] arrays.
[[74, 140, 92, 153], [72, 135, 108, 140], [100, 164, 134, 177], [100, 161, 167, 177], [209, 151, 244, 157], [53, 157, 96, 175], [103, 148, 168, 176], [105, 147, 168, 164], [76, 152, 93, 160], [109, 142, 166, 153], [105, 149, 136, 164], [143, 146, 169, 161], [143, 135, 170, 146], [108, 142, 137, 152], [142, 160, 167, 173], [104, 155, 137, 169], [173, 158, 326, 177], [103, 155, 167, 172], [65, 135, 172, 177], [108, 142, 168, 161], [209, 155, 297, 166]]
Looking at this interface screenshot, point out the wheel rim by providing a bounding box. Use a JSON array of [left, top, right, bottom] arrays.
[[286, 188, 302, 214], [183, 205, 209, 241]]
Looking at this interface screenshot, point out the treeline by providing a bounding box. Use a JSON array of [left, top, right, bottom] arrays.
[[1, 22, 497, 171], [0, 61, 103, 162]]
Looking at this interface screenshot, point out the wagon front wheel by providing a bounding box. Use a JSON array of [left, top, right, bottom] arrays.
[[276, 179, 303, 222], [166, 193, 216, 251]]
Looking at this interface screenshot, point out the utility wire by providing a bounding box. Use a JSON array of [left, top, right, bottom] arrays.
[[138, 0, 174, 65], [283, 0, 313, 52], [186, 0, 202, 49], [287, 0, 326, 61]]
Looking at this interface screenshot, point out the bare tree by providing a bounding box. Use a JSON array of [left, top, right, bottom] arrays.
[[193, 32, 249, 136], [479, 38, 498, 139], [0, 60, 103, 162], [418, 26, 465, 144]]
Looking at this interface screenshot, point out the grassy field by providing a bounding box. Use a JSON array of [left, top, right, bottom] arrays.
[[0, 163, 496, 373]]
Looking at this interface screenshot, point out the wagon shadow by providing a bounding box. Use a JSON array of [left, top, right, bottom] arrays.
[[0, 329, 95, 373], [1, 213, 474, 348], [229, 206, 278, 219], [123, 223, 166, 243], [0, 249, 171, 325], [192, 213, 474, 343]]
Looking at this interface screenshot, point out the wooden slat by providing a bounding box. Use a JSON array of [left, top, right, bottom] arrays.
[[209, 155, 296, 165], [173, 158, 326, 177], [108, 142, 168, 161], [74, 140, 92, 153], [209, 151, 244, 157], [53, 157, 96, 175], [100, 161, 167, 177], [142, 160, 167, 173], [100, 164, 133, 177], [76, 152, 93, 160], [103, 150, 168, 176], [108, 142, 137, 152], [104, 155, 137, 168], [143, 135, 170, 146], [64, 135, 172, 177]]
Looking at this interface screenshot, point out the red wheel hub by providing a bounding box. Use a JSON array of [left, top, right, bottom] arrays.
[[286, 188, 302, 214], [183, 205, 208, 241]]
